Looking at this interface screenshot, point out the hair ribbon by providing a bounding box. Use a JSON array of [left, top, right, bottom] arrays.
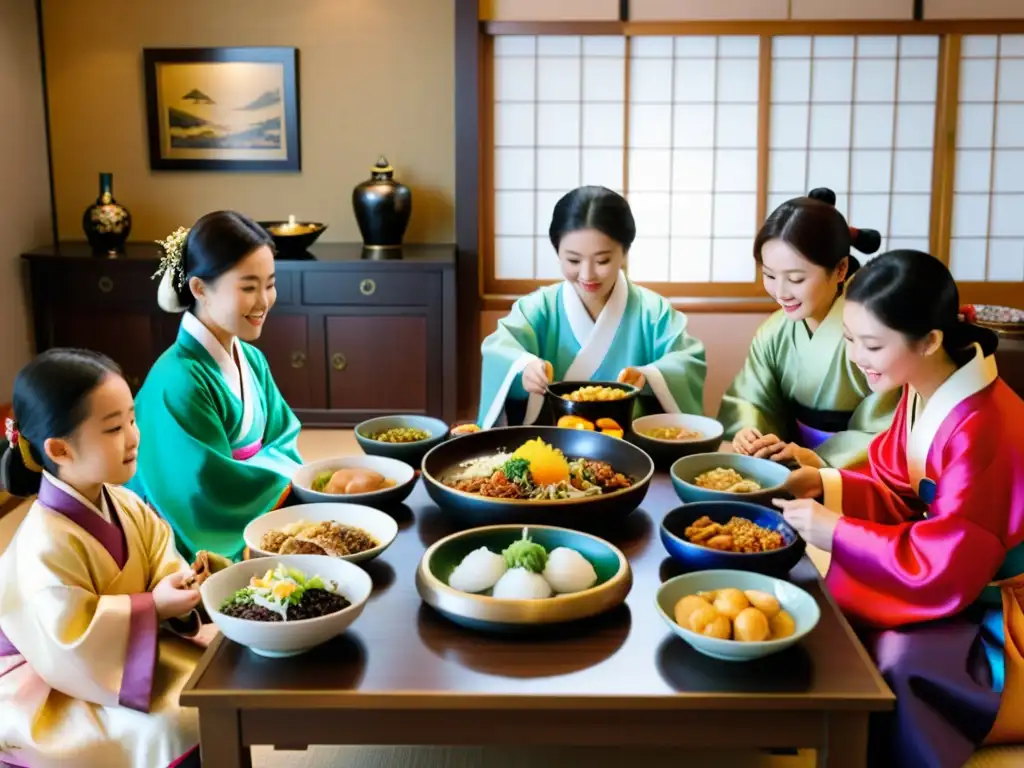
[[5, 417, 43, 474], [959, 304, 977, 324]]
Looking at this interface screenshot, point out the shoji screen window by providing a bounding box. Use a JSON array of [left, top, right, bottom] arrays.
[[767, 35, 939, 257], [493, 35, 626, 283], [950, 35, 1024, 283], [626, 36, 761, 285]]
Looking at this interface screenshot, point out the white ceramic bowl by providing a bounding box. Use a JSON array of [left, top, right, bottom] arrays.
[[200, 554, 373, 658], [291, 455, 417, 507], [655, 569, 821, 662], [631, 413, 724, 445], [243, 502, 399, 564]]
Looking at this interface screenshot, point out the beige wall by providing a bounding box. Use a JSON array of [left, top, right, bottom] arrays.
[[42, 0, 455, 244], [0, 0, 52, 402]]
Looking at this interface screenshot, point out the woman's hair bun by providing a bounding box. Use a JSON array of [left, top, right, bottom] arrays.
[[808, 187, 837, 206]]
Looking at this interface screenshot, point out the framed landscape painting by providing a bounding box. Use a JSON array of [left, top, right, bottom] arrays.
[[143, 47, 300, 171]]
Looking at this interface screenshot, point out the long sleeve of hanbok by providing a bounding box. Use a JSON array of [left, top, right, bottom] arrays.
[[815, 386, 901, 469], [717, 325, 788, 439], [636, 299, 707, 415], [823, 417, 1011, 629], [477, 293, 547, 428]]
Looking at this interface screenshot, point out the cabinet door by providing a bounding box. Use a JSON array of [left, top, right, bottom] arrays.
[[49, 311, 160, 393], [325, 315, 428, 412], [251, 314, 314, 409]]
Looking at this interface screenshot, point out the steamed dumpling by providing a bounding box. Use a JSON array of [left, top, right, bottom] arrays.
[[542, 547, 598, 594], [492, 567, 553, 599], [448, 546, 507, 593]]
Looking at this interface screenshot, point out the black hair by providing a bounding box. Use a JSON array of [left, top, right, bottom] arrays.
[[174, 210, 275, 310], [754, 187, 881, 280], [845, 249, 999, 365], [549, 186, 637, 252], [0, 349, 121, 497]]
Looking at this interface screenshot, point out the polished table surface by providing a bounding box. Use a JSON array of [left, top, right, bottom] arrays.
[[181, 474, 894, 767]]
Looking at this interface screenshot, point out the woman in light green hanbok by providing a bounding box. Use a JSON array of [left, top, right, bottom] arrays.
[[478, 186, 707, 429], [130, 212, 302, 561], [717, 188, 899, 470]]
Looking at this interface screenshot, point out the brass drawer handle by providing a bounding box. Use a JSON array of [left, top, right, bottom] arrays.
[[291, 351, 306, 369], [332, 353, 347, 371], [359, 279, 376, 296], [98, 276, 114, 293]]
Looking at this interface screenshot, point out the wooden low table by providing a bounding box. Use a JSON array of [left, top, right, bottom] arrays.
[[181, 475, 893, 768]]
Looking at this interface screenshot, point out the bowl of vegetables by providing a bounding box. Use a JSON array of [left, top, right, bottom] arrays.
[[354, 414, 450, 465], [200, 555, 373, 657], [291, 455, 417, 507]]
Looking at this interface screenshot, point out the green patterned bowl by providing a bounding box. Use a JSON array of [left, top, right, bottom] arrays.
[[416, 524, 632, 633]]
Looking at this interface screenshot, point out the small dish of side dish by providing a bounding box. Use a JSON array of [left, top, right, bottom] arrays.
[[629, 413, 723, 466], [244, 502, 399, 563], [544, 381, 639, 434], [670, 452, 791, 507], [354, 414, 450, 464], [291, 455, 417, 507], [200, 554, 373, 657]]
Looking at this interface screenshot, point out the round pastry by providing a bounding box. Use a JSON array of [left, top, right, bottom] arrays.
[[744, 589, 782, 620], [733, 607, 771, 642], [674, 594, 711, 629], [713, 587, 750, 620], [769, 609, 796, 639], [688, 603, 721, 635], [325, 467, 386, 495]]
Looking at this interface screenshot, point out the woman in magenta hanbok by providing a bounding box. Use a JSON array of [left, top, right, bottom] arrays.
[[777, 249, 1024, 768]]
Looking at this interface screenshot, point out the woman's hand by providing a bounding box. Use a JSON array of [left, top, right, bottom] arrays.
[[153, 571, 202, 621], [783, 466, 825, 499], [772, 497, 840, 552], [769, 443, 826, 469], [733, 428, 784, 458], [522, 359, 553, 396], [617, 367, 646, 390]]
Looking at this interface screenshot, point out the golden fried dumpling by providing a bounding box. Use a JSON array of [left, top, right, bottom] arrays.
[[688, 604, 730, 638], [703, 615, 731, 639], [713, 588, 749, 620], [325, 467, 387, 495], [744, 589, 782, 620], [733, 607, 771, 642], [674, 595, 711, 629], [769, 610, 796, 639], [697, 590, 717, 602], [259, 530, 290, 554]]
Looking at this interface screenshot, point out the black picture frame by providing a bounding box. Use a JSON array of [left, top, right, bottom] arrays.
[[143, 47, 300, 172]]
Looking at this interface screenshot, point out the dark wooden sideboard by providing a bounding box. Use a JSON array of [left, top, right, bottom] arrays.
[[23, 242, 457, 427]]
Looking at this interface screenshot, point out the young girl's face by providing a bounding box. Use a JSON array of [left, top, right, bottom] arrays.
[[46, 373, 139, 488], [843, 300, 930, 392], [194, 245, 277, 343], [557, 228, 625, 302], [760, 239, 846, 323]]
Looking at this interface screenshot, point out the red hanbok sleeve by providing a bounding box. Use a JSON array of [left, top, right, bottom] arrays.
[[824, 409, 1011, 630]]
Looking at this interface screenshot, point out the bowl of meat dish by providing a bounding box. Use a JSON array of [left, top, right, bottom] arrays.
[[656, 569, 820, 661], [545, 381, 639, 437], [670, 452, 791, 507], [416, 524, 632, 633], [258, 219, 328, 257], [629, 413, 724, 467], [200, 554, 373, 657], [291, 455, 417, 507], [354, 414, 450, 465], [421, 426, 654, 531], [660, 501, 805, 576], [243, 502, 399, 564]]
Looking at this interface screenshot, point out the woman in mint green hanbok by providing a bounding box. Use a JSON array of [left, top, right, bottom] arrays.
[[478, 186, 707, 429], [717, 188, 899, 470], [130, 211, 302, 561]]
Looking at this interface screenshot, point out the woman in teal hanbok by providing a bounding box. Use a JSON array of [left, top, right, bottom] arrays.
[[478, 186, 708, 429], [130, 211, 302, 561]]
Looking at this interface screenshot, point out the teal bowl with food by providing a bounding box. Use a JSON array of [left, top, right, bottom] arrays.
[[355, 415, 450, 465], [416, 524, 632, 633], [670, 452, 791, 508]]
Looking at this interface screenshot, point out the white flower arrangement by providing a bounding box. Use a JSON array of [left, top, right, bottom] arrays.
[[153, 226, 189, 288]]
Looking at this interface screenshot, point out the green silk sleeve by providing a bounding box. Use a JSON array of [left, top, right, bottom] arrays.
[[245, 344, 303, 468], [640, 300, 707, 416], [717, 320, 789, 440], [477, 293, 547, 427], [815, 386, 900, 468]]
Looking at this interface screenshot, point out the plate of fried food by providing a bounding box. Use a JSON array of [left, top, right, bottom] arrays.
[[660, 501, 805, 576], [243, 503, 399, 564]]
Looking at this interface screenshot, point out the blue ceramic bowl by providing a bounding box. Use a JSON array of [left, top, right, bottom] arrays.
[[355, 415, 450, 466], [656, 569, 821, 662], [670, 452, 791, 507], [660, 501, 806, 576]]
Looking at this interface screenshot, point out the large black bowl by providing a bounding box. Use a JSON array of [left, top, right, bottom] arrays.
[[544, 380, 640, 431], [421, 426, 654, 532]]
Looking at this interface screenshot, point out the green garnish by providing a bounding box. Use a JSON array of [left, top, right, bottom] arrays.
[[502, 457, 531, 485], [502, 527, 548, 573], [312, 471, 333, 492]]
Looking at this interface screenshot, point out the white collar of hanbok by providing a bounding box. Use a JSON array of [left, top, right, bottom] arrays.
[[560, 271, 628, 381], [905, 343, 999, 494], [42, 470, 112, 524]]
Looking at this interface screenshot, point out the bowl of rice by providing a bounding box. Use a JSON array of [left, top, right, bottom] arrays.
[[670, 452, 792, 507], [200, 554, 373, 657]]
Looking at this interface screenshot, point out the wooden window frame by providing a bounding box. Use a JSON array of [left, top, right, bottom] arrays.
[[472, 19, 1024, 311]]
